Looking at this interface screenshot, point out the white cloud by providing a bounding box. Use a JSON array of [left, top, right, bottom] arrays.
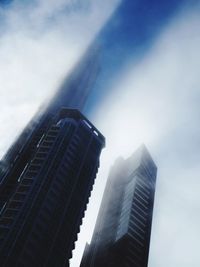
[[0, 0, 119, 158], [1, 1, 200, 266], [73, 6, 200, 267]]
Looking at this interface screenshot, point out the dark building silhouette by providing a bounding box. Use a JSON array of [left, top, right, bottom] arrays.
[[0, 108, 105, 267], [80, 145, 157, 267]]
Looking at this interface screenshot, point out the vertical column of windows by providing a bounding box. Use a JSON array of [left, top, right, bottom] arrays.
[[0, 125, 60, 250], [116, 178, 136, 241], [125, 174, 151, 266]]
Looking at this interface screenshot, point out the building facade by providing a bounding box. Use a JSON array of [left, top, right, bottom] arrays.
[[0, 108, 105, 267], [80, 145, 157, 267]]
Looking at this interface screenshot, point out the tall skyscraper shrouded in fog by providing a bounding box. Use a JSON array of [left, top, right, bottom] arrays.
[[80, 145, 157, 267], [0, 0, 184, 177], [0, 0, 181, 265], [0, 108, 105, 267]]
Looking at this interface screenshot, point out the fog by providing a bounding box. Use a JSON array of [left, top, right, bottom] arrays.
[[0, 0, 119, 158], [72, 5, 200, 267], [0, 0, 200, 267]]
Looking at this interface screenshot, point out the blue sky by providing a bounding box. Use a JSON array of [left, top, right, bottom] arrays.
[[84, 0, 191, 113], [0, 0, 200, 267]]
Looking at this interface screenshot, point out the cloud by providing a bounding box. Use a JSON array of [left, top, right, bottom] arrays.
[[0, 0, 119, 158], [1, 1, 200, 266], [72, 5, 200, 267]]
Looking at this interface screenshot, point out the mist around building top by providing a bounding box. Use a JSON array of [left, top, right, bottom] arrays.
[[0, 0, 200, 266], [0, 0, 119, 158], [79, 4, 200, 267]]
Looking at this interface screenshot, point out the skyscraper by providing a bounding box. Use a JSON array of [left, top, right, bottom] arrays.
[[0, 108, 105, 267], [80, 145, 157, 267]]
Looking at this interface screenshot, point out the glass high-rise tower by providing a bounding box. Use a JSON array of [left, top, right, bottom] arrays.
[[80, 145, 157, 267], [0, 108, 105, 267]]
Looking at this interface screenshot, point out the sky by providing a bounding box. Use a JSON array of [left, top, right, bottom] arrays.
[[0, 0, 200, 267]]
